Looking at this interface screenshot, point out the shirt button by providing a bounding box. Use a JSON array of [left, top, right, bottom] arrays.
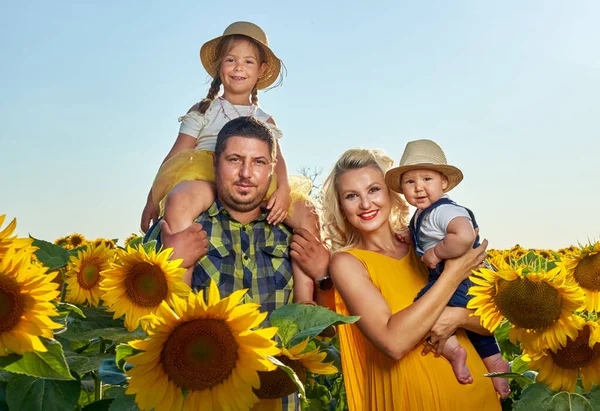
[[244, 254, 249, 260]]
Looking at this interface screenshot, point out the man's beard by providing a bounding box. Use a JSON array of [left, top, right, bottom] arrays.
[[217, 175, 272, 213]]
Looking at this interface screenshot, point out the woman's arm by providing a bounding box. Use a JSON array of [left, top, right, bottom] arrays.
[[330, 240, 488, 361]]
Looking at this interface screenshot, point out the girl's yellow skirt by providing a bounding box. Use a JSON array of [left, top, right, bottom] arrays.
[[151, 149, 313, 215]]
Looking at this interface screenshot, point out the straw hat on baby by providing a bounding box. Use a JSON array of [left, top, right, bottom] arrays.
[[385, 139, 464, 194], [200, 21, 282, 90]]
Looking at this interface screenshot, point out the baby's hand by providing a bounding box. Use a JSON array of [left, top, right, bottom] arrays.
[[422, 248, 442, 269], [397, 228, 412, 244], [266, 186, 291, 225]]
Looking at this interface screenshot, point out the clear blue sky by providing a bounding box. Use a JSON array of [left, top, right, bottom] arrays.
[[2, 1, 599, 249]]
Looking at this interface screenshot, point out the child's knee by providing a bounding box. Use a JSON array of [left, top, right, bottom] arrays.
[[165, 188, 193, 215]]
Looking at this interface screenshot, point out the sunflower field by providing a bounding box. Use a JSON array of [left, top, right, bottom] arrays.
[[1, 213, 599, 411]]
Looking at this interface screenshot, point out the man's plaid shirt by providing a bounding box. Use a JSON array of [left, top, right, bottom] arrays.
[[145, 199, 298, 409], [190, 200, 294, 317]]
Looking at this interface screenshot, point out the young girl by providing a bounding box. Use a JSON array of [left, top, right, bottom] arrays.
[[385, 139, 510, 398], [140, 21, 318, 302]]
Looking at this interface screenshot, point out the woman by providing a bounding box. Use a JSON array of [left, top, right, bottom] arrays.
[[321, 148, 501, 410]]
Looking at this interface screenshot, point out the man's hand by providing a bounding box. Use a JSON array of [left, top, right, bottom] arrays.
[[266, 185, 291, 225], [290, 228, 330, 281], [161, 220, 209, 268], [422, 247, 442, 269]]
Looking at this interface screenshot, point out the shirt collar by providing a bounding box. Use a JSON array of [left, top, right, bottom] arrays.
[[208, 199, 268, 223]]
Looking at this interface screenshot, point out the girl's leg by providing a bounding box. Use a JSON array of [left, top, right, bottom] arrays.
[[164, 180, 215, 284], [164, 180, 216, 233]]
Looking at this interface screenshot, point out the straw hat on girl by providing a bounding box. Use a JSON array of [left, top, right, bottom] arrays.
[[385, 139, 464, 194], [199, 21, 282, 90]]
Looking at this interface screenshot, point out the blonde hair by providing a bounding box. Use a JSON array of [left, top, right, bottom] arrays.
[[321, 148, 410, 252]]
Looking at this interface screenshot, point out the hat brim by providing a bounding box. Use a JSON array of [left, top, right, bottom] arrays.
[[200, 35, 281, 90], [385, 164, 464, 194]]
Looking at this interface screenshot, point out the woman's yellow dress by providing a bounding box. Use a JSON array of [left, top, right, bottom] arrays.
[[335, 248, 501, 411]]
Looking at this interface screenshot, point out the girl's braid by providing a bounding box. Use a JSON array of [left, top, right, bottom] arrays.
[[251, 84, 258, 106], [197, 76, 222, 114]]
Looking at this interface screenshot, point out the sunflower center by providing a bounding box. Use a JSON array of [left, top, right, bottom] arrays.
[[494, 278, 561, 329], [254, 355, 306, 399], [78, 264, 100, 290], [125, 262, 168, 307], [0, 277, 25, 333], [70, 236, 84, 248], [551, 326, 599, 369], [161, 318, 238, 391], [573, 253, 600, 291]]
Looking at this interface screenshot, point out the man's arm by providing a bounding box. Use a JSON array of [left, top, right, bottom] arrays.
[[289, 228, 335, 310]]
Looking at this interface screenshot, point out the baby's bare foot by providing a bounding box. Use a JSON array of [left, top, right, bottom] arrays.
[[445, 344, 473, 385], [483, 354, 511, 398]]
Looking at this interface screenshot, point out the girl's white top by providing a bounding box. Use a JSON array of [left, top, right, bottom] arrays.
[[177, 98, 283, 151]]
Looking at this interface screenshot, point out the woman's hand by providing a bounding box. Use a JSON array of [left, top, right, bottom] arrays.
[[422, 307, 469, 356], [442, 238, 488, 282], [141, 199, 159, 233], [266, 185, 291, 225]]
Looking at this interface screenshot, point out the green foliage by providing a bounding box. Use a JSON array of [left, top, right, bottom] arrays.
[[5, 373, 81, 411], [108, 390, 140, 411], [61, 307, 146, 343], [31, 237, 73, 270], [0, 338, 73, 380], [270, 303, 359, 346], [513, 383, 600, 411]]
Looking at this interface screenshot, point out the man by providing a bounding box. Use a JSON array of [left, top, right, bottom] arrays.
[[145, 116, 331, 409]]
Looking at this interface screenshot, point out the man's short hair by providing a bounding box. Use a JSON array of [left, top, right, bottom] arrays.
[[215, 116, 277, 161]]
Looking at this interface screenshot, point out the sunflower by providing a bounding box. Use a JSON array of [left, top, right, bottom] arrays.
[[64, 243, 113, 306], [0, 215, 32, 257], [124, 233, 141, 247], [525, 320, 600, 392], [0, 247, 62, 356], [468, 265, 586, 352], [92, 238, 115, 249], [100, 246, 190, 331], [564, 242, 600, 312], [53, 236, 69, 248], [254, 337, 337, 401], [125, 281, 280, 411], [65, 233, 86, 250]]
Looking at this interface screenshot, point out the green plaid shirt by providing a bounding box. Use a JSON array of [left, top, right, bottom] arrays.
[[190, 200, 294, 315], [145, 200, 298, 409]]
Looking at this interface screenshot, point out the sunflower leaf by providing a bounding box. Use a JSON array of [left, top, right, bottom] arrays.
[[30, 237, 72, 270], [115, 345, 135, 370], [267, 355, 306, 398], [56, 302, 86, 318], [61, 307, 147, 343], [5, 373, 80, 411], [512, 383, 554, 411], [66, 353, 113, 376], [549, 390, 598, 411], [82, 399, 115, 411], [0, 339, 73, 381], [269, 304, 359, 347], [484, 372, 535, 387], [107, 389, 139, 411]]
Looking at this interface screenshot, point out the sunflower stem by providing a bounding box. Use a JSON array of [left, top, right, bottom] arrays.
[[59, 268, 68, 303], [93, 372, 103, 401]]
